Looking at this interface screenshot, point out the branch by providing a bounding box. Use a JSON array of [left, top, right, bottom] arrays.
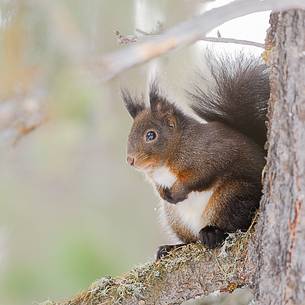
[[96, 0, 305, 81], [47, 230, 255, 305], [115, 30, 265, 48], [200, 37, 264, 48]]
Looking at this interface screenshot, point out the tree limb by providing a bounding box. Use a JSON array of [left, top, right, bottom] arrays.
[[199, 37, 264, 48], [48, 230, 255, 305], [95, 0, 305, 81], [116, 30, 265, 48]]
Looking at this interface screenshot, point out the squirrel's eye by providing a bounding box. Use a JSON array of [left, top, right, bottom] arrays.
[[145, 130, 157, 142]]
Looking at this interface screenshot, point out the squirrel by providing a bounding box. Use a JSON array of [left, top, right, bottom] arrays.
[[122, 53, 270, 259]]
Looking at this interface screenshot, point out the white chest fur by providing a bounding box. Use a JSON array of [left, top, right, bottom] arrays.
[[147, 166, 213, 236], [175, 190, 213, 235], [148, 166, 177, 188]]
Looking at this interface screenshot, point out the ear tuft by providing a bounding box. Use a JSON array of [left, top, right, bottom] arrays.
[[149, 81, 173, 115], [149, 81, 161, 109], [121, 89, 145, 119]]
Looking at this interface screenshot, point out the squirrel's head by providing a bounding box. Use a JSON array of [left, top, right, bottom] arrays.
[[122, 84, 185, 172]]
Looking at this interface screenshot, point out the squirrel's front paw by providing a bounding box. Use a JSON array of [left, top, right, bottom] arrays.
[[158, 186, 187, 204], [199, 226, 228, 249]]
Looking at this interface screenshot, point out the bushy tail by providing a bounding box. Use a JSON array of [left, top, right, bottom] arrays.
[[189, 53, 270, 148]]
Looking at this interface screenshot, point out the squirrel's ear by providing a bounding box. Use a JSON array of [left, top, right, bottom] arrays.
[[149, 83, 174, 116], [166, 115, 177, 129], [121, 89, 145, 119]]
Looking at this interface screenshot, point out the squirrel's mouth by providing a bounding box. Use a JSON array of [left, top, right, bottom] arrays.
[[127, 154, 159, 172], [134, 161, 155, 172]]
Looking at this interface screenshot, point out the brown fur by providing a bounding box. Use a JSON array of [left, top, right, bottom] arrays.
[[122, 55, 269, 249], [124, 94, 265, 245], [128, 98, 264, 242], [204, 179, 261, 232], [168, 165, 194, 184]]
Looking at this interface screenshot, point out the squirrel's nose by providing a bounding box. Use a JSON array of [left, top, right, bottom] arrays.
[[127, 156, 135, 166]]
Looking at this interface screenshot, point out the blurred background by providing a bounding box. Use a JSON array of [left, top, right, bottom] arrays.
[[0, 1, 269, 304]]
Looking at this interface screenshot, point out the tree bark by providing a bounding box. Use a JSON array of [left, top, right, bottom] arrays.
[[254, 10, 305, 305], [53, 233, 254, 305]]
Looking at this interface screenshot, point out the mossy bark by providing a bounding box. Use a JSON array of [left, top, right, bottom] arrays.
[[51, 232, 254, 305]]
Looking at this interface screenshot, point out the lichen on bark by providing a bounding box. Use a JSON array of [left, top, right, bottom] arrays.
[[48, 230, 254, 305]]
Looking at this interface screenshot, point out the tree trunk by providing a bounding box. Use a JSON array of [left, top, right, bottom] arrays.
[[254, 10, 305, 305]]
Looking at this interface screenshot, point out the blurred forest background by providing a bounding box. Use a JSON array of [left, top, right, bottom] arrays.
[[0, 1, 269, 304]]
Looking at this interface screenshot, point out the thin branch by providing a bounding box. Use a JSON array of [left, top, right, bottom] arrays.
[[48, 231, 255, 305], [200, 37, 264, 48], [116, 30, 265, 48], [95, 0, 305, 81]]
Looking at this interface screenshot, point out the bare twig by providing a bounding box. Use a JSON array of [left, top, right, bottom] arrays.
[[116, 30, 265, 48], [95, 0, 305, 81], [200, 37, 264, 48], [115, 30, 138, 45]]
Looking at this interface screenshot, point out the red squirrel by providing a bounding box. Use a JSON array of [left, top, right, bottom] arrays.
[[122, 54, 269, 259]]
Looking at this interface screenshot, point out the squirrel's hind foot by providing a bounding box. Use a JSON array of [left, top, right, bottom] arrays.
[[199, 226, 228, 249]]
